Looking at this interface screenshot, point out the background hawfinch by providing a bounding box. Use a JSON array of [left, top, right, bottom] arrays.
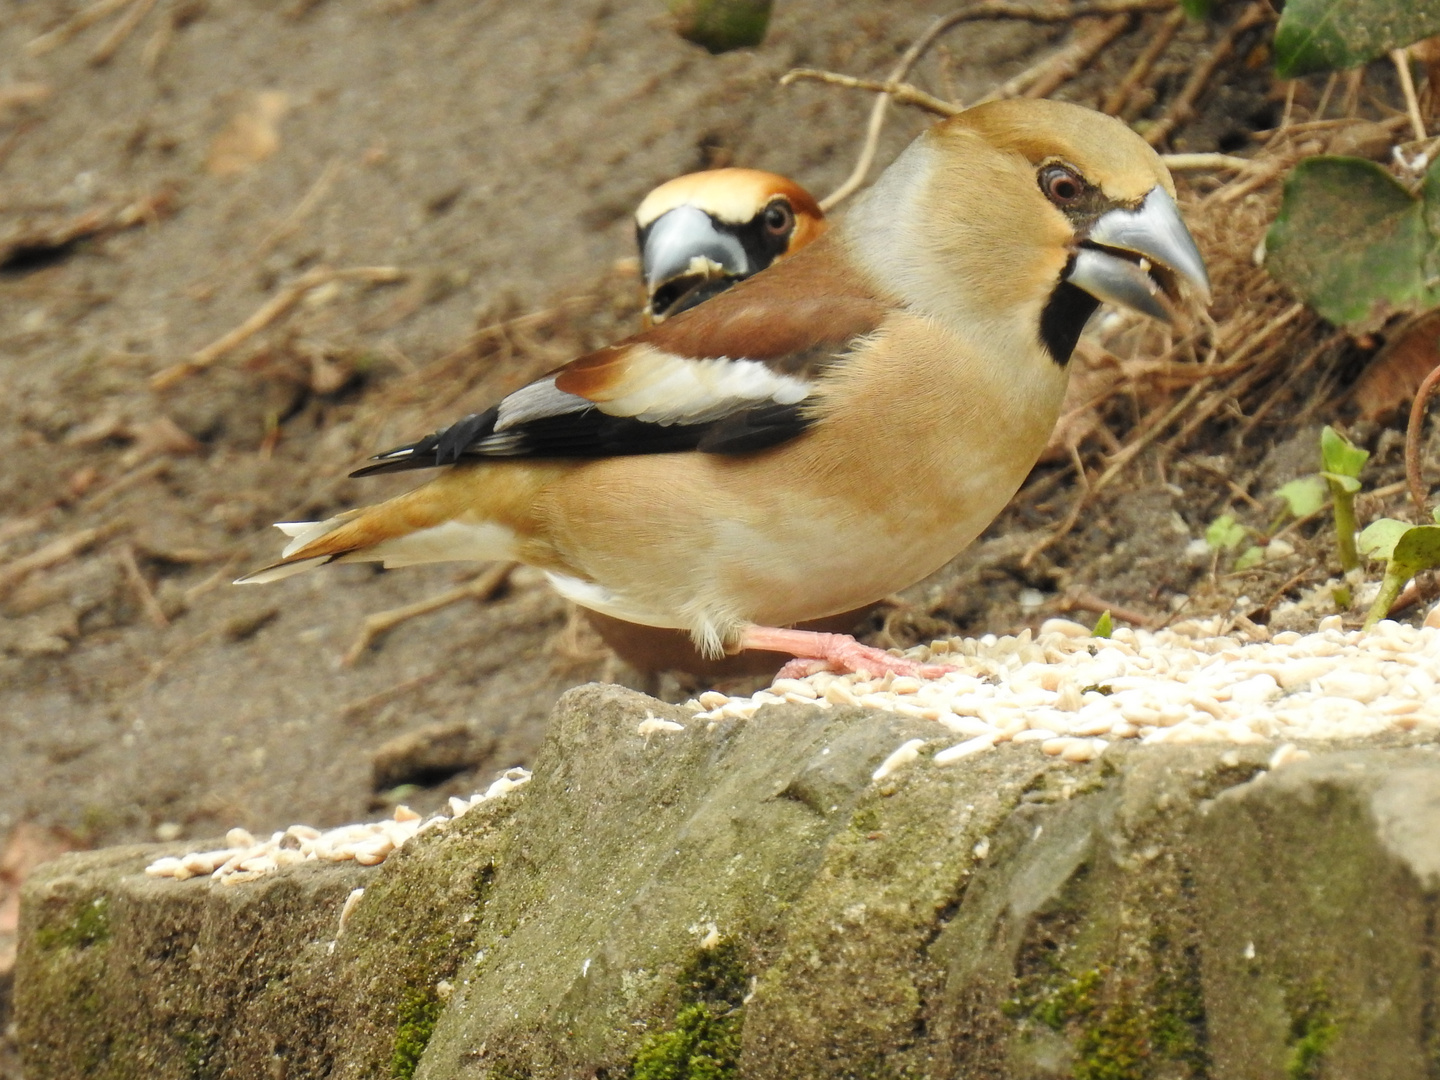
[[636, 167, 826, 326], [239, 98, 1209, 679]]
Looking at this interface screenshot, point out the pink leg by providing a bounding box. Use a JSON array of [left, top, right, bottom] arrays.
[[739, 626, 954, 680]]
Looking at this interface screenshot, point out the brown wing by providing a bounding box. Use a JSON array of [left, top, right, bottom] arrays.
[[353, 235, 889, 476]]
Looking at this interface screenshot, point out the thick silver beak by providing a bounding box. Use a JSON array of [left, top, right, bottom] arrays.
[[641, 205, 749, 293], [1067, 187, 1210, 322]]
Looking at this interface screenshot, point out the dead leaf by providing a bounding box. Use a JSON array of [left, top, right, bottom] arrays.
[[205, 90, 289, 176], [1352, 309, 1440, 422], [119, 416, 202, 467]]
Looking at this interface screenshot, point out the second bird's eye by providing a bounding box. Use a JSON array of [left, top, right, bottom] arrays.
[[1040, 165, 1084, 206], [762, 200, 795, 235]]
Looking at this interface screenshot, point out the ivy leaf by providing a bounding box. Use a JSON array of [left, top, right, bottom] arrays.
[[1275, 476, 1328, 518], [1320, 425, 1369, 479], [1274, 0, 1440, 78], [1266, 157, 1440, 331]]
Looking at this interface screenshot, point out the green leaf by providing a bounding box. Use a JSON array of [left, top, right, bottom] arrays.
[[1433, 506, 1440, 524], [1363, 524, 1440, 627], [1092, 610, 1113, 638], [1358, 517, 1413, 561], [1180, 0, 1212, 17], [1275, 475, 1328, 518], [1321, 472, 1363, 495], [1266, 158, 1440, 330], [1320, 426, 1370, 478], [1274, 0, 1440, 78], [1235, 545, 1266, 571], [1390, 523, 1440, 578], [1205, 514, 1249, 551]]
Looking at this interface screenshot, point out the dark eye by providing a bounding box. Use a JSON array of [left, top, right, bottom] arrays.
[[762, 200, 795, 235], [1040, 165, 1084, 206]]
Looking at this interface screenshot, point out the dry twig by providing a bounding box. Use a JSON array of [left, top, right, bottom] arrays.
[[1145, 2, 1270, 147], [1392, 47, 1428, 144], [342, 562, 516, 666], [1405, 361, 1440, 520], [89, 0, 158, 65], [0, 523, 124, 598], [115, 543, 169, 628], [1103, 6, 1184, 115], [981, 13, 1131, 103], [804, 0, 1174, 209], [26, 0, 133, 55], [151, 265, 406, 389]]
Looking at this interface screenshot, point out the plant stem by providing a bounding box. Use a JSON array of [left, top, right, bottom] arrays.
[[1328, 479, 1359, 572], [1364, 565, 1409, 629]]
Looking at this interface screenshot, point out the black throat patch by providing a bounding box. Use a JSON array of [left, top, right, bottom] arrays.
[[1038, 269, 1100, 366]]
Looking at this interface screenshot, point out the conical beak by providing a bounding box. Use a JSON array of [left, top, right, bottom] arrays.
[[1067, 187, 1210, 322], [640, 205, 749, 294]]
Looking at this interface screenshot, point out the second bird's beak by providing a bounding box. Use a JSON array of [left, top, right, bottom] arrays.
[[641, 205, 750, 295], [1067, 187, 1210, 322]]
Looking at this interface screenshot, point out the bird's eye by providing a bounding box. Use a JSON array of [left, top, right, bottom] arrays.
[[762, 200, 795, 235], [1040, 165, 1084, 206]]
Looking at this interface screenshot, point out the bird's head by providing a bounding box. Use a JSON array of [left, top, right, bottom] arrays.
[[845, 98, 1209, 365], [635, 168, 827, 326]]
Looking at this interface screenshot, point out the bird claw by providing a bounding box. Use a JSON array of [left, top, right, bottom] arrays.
[[743, 626, 954, 681]]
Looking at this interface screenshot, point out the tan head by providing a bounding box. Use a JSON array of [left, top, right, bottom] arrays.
[[635, 168, 827, 325], [844, 98, 1208, 365]]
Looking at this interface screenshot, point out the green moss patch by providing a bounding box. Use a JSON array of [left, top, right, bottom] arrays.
[[630, 940, 749, 1080], [33, 895, 110, 951], [1285, 981, 1337, 1080], [392, 988, 443, 1080]]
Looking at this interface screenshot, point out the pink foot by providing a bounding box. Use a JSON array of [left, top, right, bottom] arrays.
[[739, 626, 954, 680]]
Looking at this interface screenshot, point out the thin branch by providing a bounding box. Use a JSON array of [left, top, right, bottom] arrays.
[[803, 0, 1175, 210], [1103, 6, 1184, 115], [151, 266, 405, 389], [342, 562, 516, 666], [1405, 360, 1440, 521], [1392, 47, 1428, 144], [1146, 2, 1270, 147]]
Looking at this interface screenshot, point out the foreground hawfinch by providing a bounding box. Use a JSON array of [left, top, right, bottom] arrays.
[[239, 99, 1209, 678], [636, 167, 826, 326]]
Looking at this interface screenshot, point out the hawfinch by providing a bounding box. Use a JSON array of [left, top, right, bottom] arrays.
[[636, 168, 826, 326], [239, 99, 1209, 679]]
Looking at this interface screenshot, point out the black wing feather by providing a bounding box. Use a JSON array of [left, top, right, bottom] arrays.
[[350, 401, 813, 478]]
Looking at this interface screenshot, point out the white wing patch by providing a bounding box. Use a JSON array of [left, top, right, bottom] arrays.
[[581, 346, 810, 426], [493, 377, 590, 432], [487, 348, 813, 434]]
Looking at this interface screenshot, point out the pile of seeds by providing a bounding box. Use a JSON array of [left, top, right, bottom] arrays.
[[144, 768, 530, 885], [146, 617, 1440, 886], [686, 616, 1439, 765]]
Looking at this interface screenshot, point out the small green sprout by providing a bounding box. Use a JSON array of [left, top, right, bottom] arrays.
[[1234, 545, 1266, 571], [1275, 476, 1327, 520], [1092, 610, 1113, 638], [1357, 508, 1440, 628], [1320, 426, 1369, 572], [1205, 514, 1249, 552]]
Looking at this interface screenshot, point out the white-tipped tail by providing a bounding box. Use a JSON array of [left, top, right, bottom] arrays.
[[277, 518, 347, 557], [234, 555, 333, 585]]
